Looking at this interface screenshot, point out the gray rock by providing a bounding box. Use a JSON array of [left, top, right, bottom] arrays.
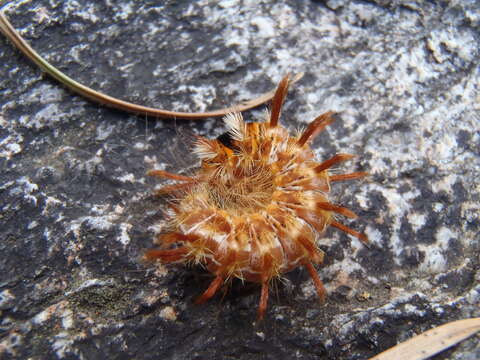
[[1, 0, 478, 359]]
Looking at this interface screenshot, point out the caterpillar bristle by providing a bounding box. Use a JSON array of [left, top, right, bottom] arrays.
[[331, 220, 369, 244], [147, 169, 194, 182], [329, 171, 369, 182], [269, 74, 291, 128], [304, 262, 327, 303], [144, 247, 188, 263], [195, 275, 223, 305], [257, 282, 269, 321], [314, 153, 356, 173], [297, 111, 336, 146]]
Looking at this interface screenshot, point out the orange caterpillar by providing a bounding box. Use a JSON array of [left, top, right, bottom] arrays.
[[145, 75, 368, 320]]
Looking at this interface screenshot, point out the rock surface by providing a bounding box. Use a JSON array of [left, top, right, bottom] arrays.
[[1, 0, 479, 359]]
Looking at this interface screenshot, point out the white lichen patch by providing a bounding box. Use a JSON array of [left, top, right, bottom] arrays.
[[111, 1, 134, 21], [117, 223, 131, 246], [0, 290, 15, 308], [379, 186, 420, 263], [67, 200, 132, 247], [18, 103, 73, 130], [365, 130, 423, 177], [418, 247, 447, 274], [427, 27, 478, 64], [0, 134, 24, 159], [324, 255, 366, 289], [32, 7, 53, 24], [144, 155, 163, 169], [61, 308, 74, 329], [32, 301, 66, 325], [42, 196, 63, 215], [464, 286, 480, 306], [64, 1, 100, 23], [95, 123, 116, 141], [250, 16, 276, 38], [133, 142, 150, 151], [364, 226, 383, 247], [416, 226, 458, 274], [9, 177, 39, 206], [461, 202, 480, 224], [117, 173, 136, 183], [52, 331, 76, 358], [85, 216, 115, 231], [408, 278, 433, 292], [431, 174, 457, 194], [0, 330, 23, 357], [65, 278, 115, 296], [386, 44, 437, 89], [435, 227, 457, 248], [407, 212, 427, 232], [431, 133, 458, 165], [159, 306, 177, 321], [27, 220, 39, 230], [148, 222, 165, 235], [173, 84, 218, 112]]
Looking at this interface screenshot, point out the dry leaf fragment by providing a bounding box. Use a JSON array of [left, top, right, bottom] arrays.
[[369, 318, 480, 360]]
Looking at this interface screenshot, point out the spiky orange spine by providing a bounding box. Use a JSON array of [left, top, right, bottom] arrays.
[[145, 75, 368, 320]]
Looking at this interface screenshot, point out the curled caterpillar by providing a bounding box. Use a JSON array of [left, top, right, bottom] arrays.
[[145, 75, 368, 320]]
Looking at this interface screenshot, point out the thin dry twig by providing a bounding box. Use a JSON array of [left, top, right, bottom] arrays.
[[0, 11, 284, 119], [369, 318, 480, 360]]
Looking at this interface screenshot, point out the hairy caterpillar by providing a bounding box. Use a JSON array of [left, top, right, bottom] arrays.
[[145, 75, 368, 320]]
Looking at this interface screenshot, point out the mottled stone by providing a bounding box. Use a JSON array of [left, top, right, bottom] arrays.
[[0, 0, 479, 359]]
